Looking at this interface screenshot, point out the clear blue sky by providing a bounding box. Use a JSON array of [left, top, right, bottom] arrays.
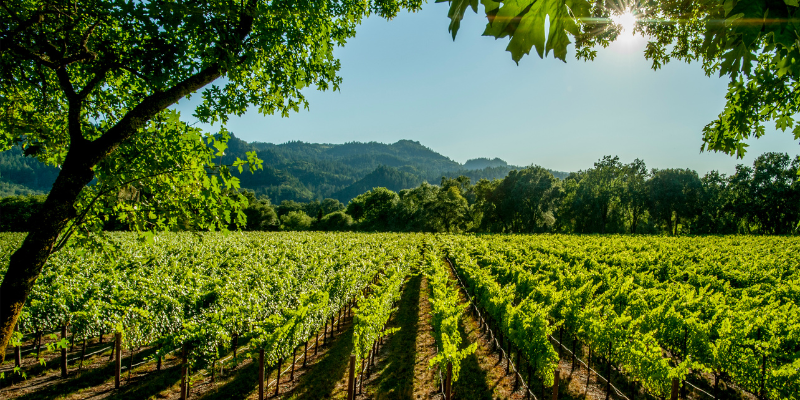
[[175, 2, 798, 176]]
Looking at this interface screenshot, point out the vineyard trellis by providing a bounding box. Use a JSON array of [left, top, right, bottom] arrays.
[[1, 232, 797, 400]]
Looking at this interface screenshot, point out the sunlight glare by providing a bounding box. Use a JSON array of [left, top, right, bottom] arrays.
[[611, 11, 637, 37]]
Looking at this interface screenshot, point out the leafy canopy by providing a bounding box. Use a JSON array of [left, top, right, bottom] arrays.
[[440, 0, 800, 158], [0, 0, 422, 237]]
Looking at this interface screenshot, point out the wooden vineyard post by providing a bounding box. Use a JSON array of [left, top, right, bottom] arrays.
[[605, 361, 611, 400], [258, 349, 265, 400], [127, 344, 134, 382], [290, 346, 297, 381], [233, 334, 238, 360], [109, 334, 115, 361], [99, 330, 103, 344], [506, 346, 512, 375], [61, 325, 68, 378], [303, 340, 309, 368], [571, 336, 577, 371], [337, 309, 342, 332], [275, 358, 282, 396], [527, 364, 534, 400], [551, 368, 560, 400], [347, 355, 356, 400], [14, 343, 21, 367], [323, 320, 329, 345], [79, 338, 86, 370], [359, 359, 365, 394], [585, 348, 592, 399], [114, 332, 122, 389], [315, 328, 320, 356], [366, 348, 373, 377], [445, 362, 452, 400], [35, 331, 42, 359], [180, 345, 188, 400], [670, 378, 680, 400]]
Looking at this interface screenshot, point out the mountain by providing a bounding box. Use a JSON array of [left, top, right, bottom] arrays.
[[330, 165, 423, 202], [0, 147, 60, 197], [463, 157, 508, 170], [1, 137, 569, 203]]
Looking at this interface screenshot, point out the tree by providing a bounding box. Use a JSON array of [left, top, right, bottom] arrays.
[[695, 170, 738, 234], [440, 0, 800, 157], [0, 0, 423, 357], [744, 152, 800, 233], [396, 182, 440, 231], [240, 190, 279, 231], [346, 187, 399, 231], [619, 159, 649, 233], [426, 185, 469, 232], [648, 169, 703, 234], [495, 166, 562, 233], [316, 211, 354, 231], [280, 210, 313, 231], [473, 178, 503, 232], [559, 157, 623, 233]]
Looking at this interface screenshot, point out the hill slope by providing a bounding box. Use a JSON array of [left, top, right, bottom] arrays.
[[1, 137, 569, 203]]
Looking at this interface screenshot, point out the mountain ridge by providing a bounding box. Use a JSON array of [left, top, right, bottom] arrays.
[[1, 137, 569, 203]]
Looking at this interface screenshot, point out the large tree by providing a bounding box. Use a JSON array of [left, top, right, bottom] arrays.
[[440, 0, 800, 157], [0, 0, 422, 358]]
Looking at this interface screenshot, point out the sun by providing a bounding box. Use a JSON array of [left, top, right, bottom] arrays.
[[611, 11, 638, 37]]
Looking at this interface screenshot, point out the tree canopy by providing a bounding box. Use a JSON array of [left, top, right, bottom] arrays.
[[440, 0, 800, 158], [0, 0, 423, 359]]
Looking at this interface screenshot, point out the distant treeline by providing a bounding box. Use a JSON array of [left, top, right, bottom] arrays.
[[2, 152, 798, 234]]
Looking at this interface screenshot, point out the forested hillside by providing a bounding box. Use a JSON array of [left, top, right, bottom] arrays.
[[0, 136, 541, 202], [0, 147, 60, 196]]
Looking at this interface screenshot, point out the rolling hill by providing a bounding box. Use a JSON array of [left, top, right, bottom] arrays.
[[1, 136, 568, 203]]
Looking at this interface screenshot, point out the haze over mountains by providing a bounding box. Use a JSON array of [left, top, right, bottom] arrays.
[[0, 136, 568, 203]]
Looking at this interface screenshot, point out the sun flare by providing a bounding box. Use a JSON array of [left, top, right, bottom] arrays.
[[611, 11, 638, 37]]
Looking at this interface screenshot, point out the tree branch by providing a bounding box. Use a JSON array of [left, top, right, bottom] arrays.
[[87, 63, 225, 163], [77, 64, 112, 99]]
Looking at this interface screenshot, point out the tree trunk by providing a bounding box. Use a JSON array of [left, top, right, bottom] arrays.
[[0, 54, 229, 358], [0, 159, 95, 359], [666, 211, 674, 235]]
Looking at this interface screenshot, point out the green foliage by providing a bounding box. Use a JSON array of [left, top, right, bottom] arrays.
[[441, 233, 800, 399], [352, 257, 414, 369], [240, 190, 279, 231], [347, 187, 399, 231], [648, 168, 703, 235], [422, 246, 476, 383], [280, 211, 313, 231], [0, 195, 47, 231], [1, 232, 422, 368], [316, 211, 354, 231]]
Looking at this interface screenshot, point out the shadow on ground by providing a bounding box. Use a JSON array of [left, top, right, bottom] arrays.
[[370, 273, 421, 400]]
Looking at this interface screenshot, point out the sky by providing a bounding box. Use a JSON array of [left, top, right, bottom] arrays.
[[174, 2, 799, 176]]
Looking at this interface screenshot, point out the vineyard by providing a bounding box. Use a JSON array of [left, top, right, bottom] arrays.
[[0, 233, 798, 400]]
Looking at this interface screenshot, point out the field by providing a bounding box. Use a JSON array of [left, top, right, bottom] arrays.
[[0, 233, 797, 400]]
